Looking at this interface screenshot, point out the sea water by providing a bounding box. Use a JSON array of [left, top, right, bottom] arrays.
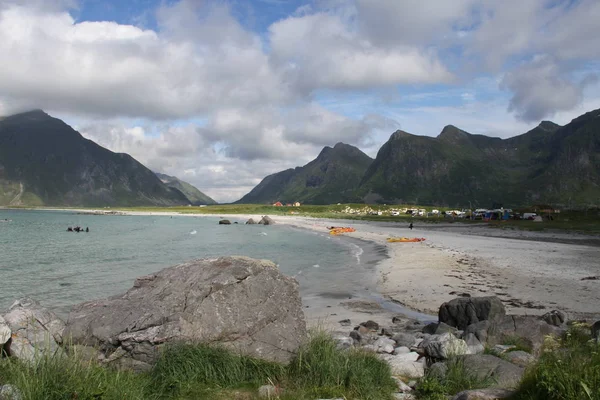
[[0, 209, 386, 317]]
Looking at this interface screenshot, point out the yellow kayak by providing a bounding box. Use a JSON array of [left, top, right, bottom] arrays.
[[329, 227, 356, 235], [387, 237, 426, 243]]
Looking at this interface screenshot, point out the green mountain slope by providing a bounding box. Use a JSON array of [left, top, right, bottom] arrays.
[[358, 109, 600, 208], [155, 173, 217, 205], [0, 110, 191, 207], [237, 143, 373, 204]]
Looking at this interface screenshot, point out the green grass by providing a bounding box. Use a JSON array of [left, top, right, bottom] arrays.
[[0, 333, 397, 400], [150, 343, 285, 397], [513, 324, 600, 400], [287, 332, 397, 399], [415, 357, 495, 399], [0, 352, 152, 400]]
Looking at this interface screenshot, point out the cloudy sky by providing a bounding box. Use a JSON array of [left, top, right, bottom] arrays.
[[1, 0, 599, 202]]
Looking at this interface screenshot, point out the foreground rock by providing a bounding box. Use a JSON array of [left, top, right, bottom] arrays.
[[439, 297, 505, 330], [433, 354, 524, 389], [0, 384, 22, 400], [0, 316, 10, 348], [64, 256, 307, 370], [452, 388, 515, 400], [2, 298, 65, 363], [464, 314, 565, 355]]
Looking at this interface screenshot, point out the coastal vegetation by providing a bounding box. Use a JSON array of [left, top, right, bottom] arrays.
[[2, 325, 600, 399], [0, 334, 397, 400]]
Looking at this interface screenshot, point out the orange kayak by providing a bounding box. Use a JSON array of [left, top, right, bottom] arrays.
[[387, 237, 426, 243], [329, 227, 356, 235]]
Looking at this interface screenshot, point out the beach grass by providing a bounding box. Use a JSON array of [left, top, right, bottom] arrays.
[[0, 333, 397, 400], [513, 324, 600, 400], [414, 356, 494, 399]]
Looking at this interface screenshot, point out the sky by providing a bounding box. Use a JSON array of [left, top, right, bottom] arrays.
[[0, 0, 599, 202]]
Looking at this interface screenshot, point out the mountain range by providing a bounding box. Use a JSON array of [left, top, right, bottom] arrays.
[[1, 108, 597, 208], [0, 110, 214, 207], [238, 108, 600, 208]]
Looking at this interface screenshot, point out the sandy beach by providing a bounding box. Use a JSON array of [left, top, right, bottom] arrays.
[[56, 209, 600, 329]]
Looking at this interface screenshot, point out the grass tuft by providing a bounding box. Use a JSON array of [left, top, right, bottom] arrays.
[[415, 357, 494, 399], [287, 331, 397, 399], [150, 342, 285, 396], [0, 352, 152, 400], [513, 324, 600, 400], [0, 333, 398, 400]]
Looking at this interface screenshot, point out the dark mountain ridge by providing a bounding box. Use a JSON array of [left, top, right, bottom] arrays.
[[239, 108, 600, 208], [0, 110, 190, 207], [237, 142, 373, 204]]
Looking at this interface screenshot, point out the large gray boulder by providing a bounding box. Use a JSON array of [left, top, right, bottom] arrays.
[[439, 297, 505, 330], [2, 298, 65, 363], [63, 256, 307, 370], [421, 333, 469, 359], [435, 354, 523, 389], [465, 315, 564, 355]]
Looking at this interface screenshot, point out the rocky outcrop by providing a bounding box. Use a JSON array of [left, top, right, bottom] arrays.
[[464, 314, 565, 355], [439, 297, 505, 330], [421, 332, 469, 359], [435, 354, 524, 389], [2, 298, 65, 363], [258, 216, 275, 225], [63, 256, 307, 370], [246, 218, 257, 224], [218, 219, 231, 225]]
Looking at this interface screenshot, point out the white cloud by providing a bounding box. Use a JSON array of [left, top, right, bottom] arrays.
[[1, 0, 599, 203], [269, 11, 452, 92], [502, 56, 598, 122], [0, 1, 289, 119]]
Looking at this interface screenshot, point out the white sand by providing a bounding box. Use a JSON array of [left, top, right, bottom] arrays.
[[58, 209, 600, 328], [200, 214, 600, 322]]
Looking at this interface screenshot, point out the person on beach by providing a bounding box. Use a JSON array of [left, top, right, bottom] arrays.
[[409, 222, 413, 230]]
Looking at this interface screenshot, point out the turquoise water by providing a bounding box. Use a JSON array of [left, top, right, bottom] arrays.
[[0, 210, 382, 317]]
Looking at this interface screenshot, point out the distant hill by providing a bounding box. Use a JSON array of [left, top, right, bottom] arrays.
[[358, 109, 600, 207], [0, 110, 190, 207], [239, 109, 600, 208], [155, 173, 217, 205], [237, 142, 373, 204]]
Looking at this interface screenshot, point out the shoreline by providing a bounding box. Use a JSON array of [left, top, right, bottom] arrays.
[[4, 208, 600, 327]]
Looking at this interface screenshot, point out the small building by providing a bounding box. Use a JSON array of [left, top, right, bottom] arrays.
[[294, 202, 301, 207], [273, 201, 283, 207]]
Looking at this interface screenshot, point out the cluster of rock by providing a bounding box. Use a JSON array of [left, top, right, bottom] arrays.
[[245, 216, 275, 225], [332, 296, 570, 400], [218, 216, 275, 225], [1, 257, 306, 373]]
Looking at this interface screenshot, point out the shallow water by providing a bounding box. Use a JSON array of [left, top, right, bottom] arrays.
[[0, 210, 385, 317]]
